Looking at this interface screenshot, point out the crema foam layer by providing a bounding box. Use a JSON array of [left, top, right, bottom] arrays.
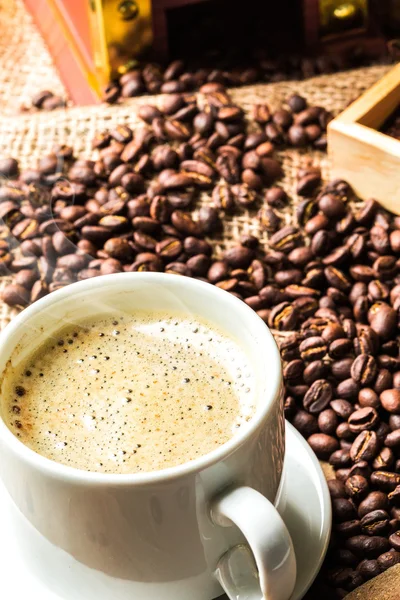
[[3, 312, 256, 474]]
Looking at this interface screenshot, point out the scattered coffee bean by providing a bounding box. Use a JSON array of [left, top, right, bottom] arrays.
[[29, 90, 67, 112]]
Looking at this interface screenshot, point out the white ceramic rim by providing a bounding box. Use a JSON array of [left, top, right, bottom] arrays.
[[0, 272, 282, 486]]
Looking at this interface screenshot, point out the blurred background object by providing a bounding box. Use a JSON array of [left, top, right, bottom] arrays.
[[22, 1, 400, 105]]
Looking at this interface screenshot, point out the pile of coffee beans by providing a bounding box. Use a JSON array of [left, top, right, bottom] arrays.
[[252, 93, 331, 151], [0, 86, 333, 307], [277, 194, 400, 596], [102, 51, 380, 104], [0, 84, 400, 598], [381, 106, 400, 140]]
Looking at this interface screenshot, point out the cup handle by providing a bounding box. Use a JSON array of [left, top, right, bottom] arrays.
[[211, 486, 296, 600]]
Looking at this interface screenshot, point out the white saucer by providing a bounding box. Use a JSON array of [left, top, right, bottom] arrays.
[[0, 422, 331, 600], [276, 422, 331, 600]]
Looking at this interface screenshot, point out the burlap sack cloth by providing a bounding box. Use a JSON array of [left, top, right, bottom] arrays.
[[0, 1, 399, 599]]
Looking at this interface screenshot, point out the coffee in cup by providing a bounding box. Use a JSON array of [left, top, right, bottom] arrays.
[[1, 310, 256, 474]]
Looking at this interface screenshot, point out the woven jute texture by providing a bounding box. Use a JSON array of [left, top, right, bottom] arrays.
[[0, 63, 391, 330], [0, 0, 67, 116]]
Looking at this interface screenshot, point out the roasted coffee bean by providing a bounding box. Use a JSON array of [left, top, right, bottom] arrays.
[[331, 358, 354, 381], [260, 285, 286, 306], [336, 378, 360, 400], [368, 302, 397, 339], [350, 431, 379, 462], [100, 258, 123, 275], [350, 265, 375, 283], [133, 231, 157, 251], [360, 510, 390, 535], [333, 498, 357, 523], [328, 479, 348, 500], [389, 531, 400, 551], [11, 257, 38, 271], [258, 206, 281, 232], [268, 302, 298, 331], [377, 550, 400, 571], [30, 280, 48, 302], [385, 429, 400, 448], [296, 199, 319, 229], [308, 433, 339, 459], [329, 338, 353, 359], [187, 254, 210, 276], [348, 461, 371, 480], [283, 359, 304, 382], [156, 238, 182, 260], [292, 297, 318, 319], [322, 322, 345, 343], [274, 269, 302, 287], [286, 94, 307, 113], [376, 422, 391, 443], [348, 407, 379, 433], [57, 254, 88, 271], [375, 369, 393, 394], [318, 409, 338, 435], [2, 284, 30, 306], [357, 559, 381, 579], [215, 153, 240, 184], [380, 389, 400, 414], [279, 334, 301, 362], [330, 448, 351, 468], [292, 410, 319, 438], [303, 379, 333, 414], [301, 360, 327, 385], [231, 183, 257, 207], [346, 535, 390, 558], [211, 182, 235, 213], [197, 206, 220, 234], [14, 268, 38, 290], [0, 157, 19, 178], [206, 261, 229, 283], [224, 246, 253, 269], [297, 172, 321, 196], [351, 355, 377, 386], [331, 399, 354, 420], [170, 211, 202, 236], [328, 566, 363, 590], [319, 193, 346, 218], [358, 492, 389, 518], [183, 237, 211, 257], [325, 266, 352, 291], [336, 520, 362, 538], [337, 422, 354, 441], [269, 226, 302, 253], [299, 337, 327, 362], [103, 238, 134, 261], [371, 471, 400, 491], [373, 447, 394, 471], [336, 469, 352, 482], [345, 475, 369, 500]]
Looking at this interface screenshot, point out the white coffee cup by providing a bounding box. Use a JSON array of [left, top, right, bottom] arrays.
[[0, 272, 296, 600]]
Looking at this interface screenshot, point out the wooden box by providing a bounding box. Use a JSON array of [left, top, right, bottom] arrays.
[[328, 62, 400, 215]]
